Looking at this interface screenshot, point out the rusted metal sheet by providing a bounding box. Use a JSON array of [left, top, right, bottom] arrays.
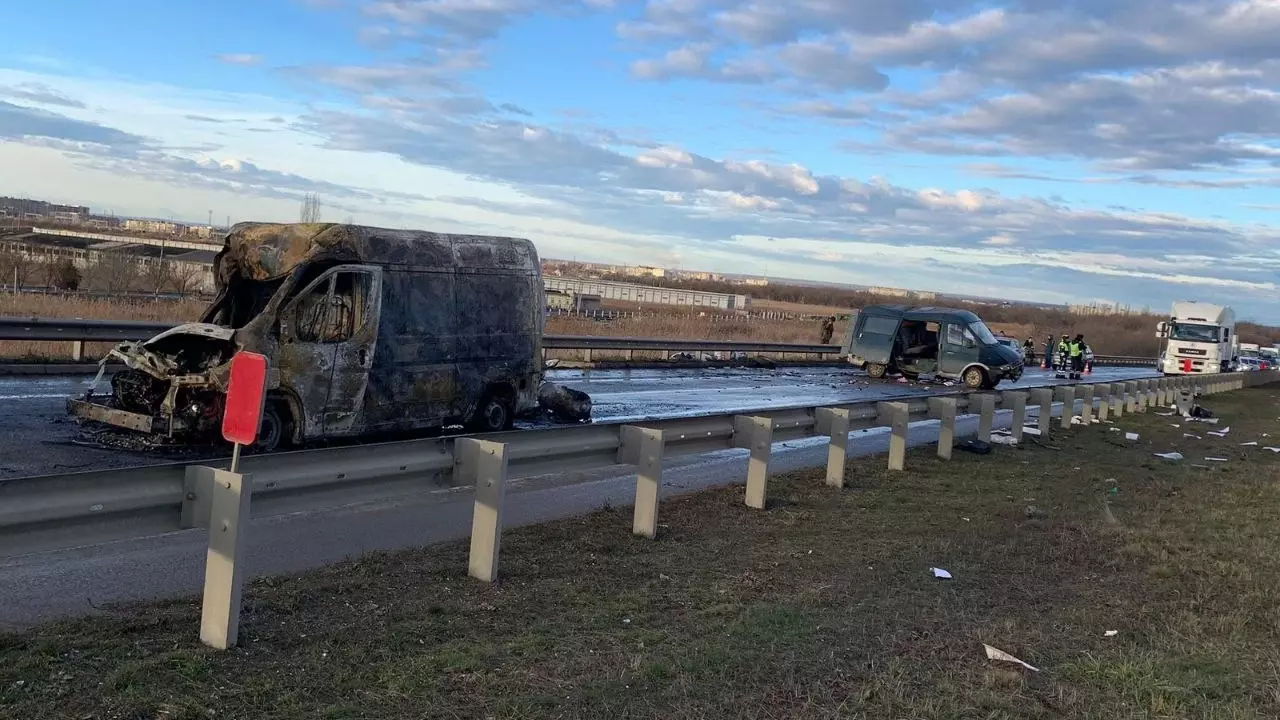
[[67, 399, 155, 433]]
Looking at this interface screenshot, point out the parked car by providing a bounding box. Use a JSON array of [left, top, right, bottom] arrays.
[[841, 305, 1023, 389]]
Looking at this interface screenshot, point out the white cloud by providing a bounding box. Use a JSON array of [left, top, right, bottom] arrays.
[[214, 53, 263, 66]]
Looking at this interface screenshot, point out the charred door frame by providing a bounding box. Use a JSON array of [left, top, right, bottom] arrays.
[[277, 264, 383, 440]]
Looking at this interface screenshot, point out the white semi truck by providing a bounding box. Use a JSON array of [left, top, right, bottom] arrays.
[[1156, 301, 1238, 375]]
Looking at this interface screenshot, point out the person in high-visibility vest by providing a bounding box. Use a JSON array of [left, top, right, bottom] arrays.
[[1068, 334, 1086, 379], [1055, 334, 1070, 378]]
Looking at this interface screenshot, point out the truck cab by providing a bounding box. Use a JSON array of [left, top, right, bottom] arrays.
[[1157, 301, 1237, 375]]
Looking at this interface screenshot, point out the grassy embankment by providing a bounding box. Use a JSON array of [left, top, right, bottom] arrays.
[[3, 387, 1280, 718]]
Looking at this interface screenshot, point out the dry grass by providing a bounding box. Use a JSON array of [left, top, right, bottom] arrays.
[[4, 386, 1280, 718], [0, 293, 203, 361], [748, 299, 852, 316]]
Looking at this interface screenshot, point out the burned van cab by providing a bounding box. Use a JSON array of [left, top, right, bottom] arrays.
[[68, 222, 545, 449], [841, 305, 1023, 389]]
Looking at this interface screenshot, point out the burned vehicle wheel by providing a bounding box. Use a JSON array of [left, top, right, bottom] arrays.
[[254, 403, 291, 452], [962, 367, 988, 390], [469, 392, 514, 433], [866, 363, 888, 379]]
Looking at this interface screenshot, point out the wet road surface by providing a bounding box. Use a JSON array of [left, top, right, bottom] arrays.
[[0, 365, 1156, 479]]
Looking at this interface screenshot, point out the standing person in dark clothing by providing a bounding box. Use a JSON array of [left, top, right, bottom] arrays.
[[819, 316, 834, 344], [1023, 337, 1035, 363], [1044, 335, 1055, 369]]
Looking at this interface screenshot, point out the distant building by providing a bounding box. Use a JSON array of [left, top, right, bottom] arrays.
[[546, 288, 602, 312], [546, 276, 749, 310], [617, 265, 666, 279], [123, 219, 181, 234]]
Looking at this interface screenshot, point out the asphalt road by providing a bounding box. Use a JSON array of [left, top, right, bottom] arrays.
[[0, 365, 1156, 479], [0, 400, 1078, 630]]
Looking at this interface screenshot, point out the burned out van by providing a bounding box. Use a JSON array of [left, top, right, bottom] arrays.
[[69, 222, 545, 449]]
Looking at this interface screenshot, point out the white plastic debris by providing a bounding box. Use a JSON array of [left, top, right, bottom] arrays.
[[1241, 442, 1258, 447], [1154, 452, 1185, 461], [1205, 457, 1229, 462], [931, 567, 953, 579], [1022, 426, 1042, 436], [982, 644, 1040, 672], [1264, 447, 1280, 453], [1183, 433, 1202, 439], [1104, 630, 1119, 637], [1125, 432, 1140, 441], [1110, 427, 1122, 433], [989, 435, 1018, 445]]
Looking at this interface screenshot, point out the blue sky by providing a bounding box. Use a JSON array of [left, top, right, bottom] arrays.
[[1, 0, 1278, 320]]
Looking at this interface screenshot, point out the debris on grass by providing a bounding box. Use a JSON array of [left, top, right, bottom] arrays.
[[931, 567, 953, 579], [1154, 452, 1185, 460], [982, 644, 1040, 672]]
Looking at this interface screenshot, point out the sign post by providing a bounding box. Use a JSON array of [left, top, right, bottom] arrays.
[[222, 351, 269, 471], [200, 350, 268, 650]]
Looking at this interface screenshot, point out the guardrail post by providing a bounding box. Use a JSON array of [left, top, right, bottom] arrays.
[[1111, 383, 1127, 417], [1145, 380, 1158, 408], [625, 349, 634, 362], [877, 402, 910, 470], [1125, 382, 1139, 413], [1095, 385, 1111, 422], [1055, 386, 1076, 430], [1077, 385, 1095, 425], [815, 407, 851, 488], [199, 469, 253, 650], [1031, 388, 1054, 436], [457, 438, 509, 583], [1003, 391, 1028, 442], [71, 340, 84, 362], [182, 466, 215, 529], [583, 348, 592, 363], [618, 426, 665, 539], [927, 397, 957, 460], [973, 394, 995, 443], [734, 416, 774, 509]]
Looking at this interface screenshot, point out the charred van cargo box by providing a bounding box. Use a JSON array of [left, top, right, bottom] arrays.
[[68, 222, 558, 449]]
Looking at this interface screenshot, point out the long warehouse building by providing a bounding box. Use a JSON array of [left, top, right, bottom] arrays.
[[544, 276, 751, 310]]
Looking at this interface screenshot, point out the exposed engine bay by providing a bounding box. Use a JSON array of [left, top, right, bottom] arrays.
[[69, 324, 243, 444]]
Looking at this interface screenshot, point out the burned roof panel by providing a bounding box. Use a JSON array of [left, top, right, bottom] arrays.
[[219, 222, 538, 281]]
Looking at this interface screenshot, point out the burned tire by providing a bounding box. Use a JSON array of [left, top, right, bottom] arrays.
[[254, 402, 291, 452], [866, 363, 888, 379], [468, 391, 515, 433], [962, 367, 988, 390]]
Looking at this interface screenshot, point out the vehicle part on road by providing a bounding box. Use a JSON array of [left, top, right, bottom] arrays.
[[537, 382, 592, 423]]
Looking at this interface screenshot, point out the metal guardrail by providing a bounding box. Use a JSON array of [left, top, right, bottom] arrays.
[[0, 317, 1157, 365], [2, 371, 1263, 562], [3, 370, 1273, 648]]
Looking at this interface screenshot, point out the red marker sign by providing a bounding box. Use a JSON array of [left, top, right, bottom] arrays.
[[222, 351, 269, 448]]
